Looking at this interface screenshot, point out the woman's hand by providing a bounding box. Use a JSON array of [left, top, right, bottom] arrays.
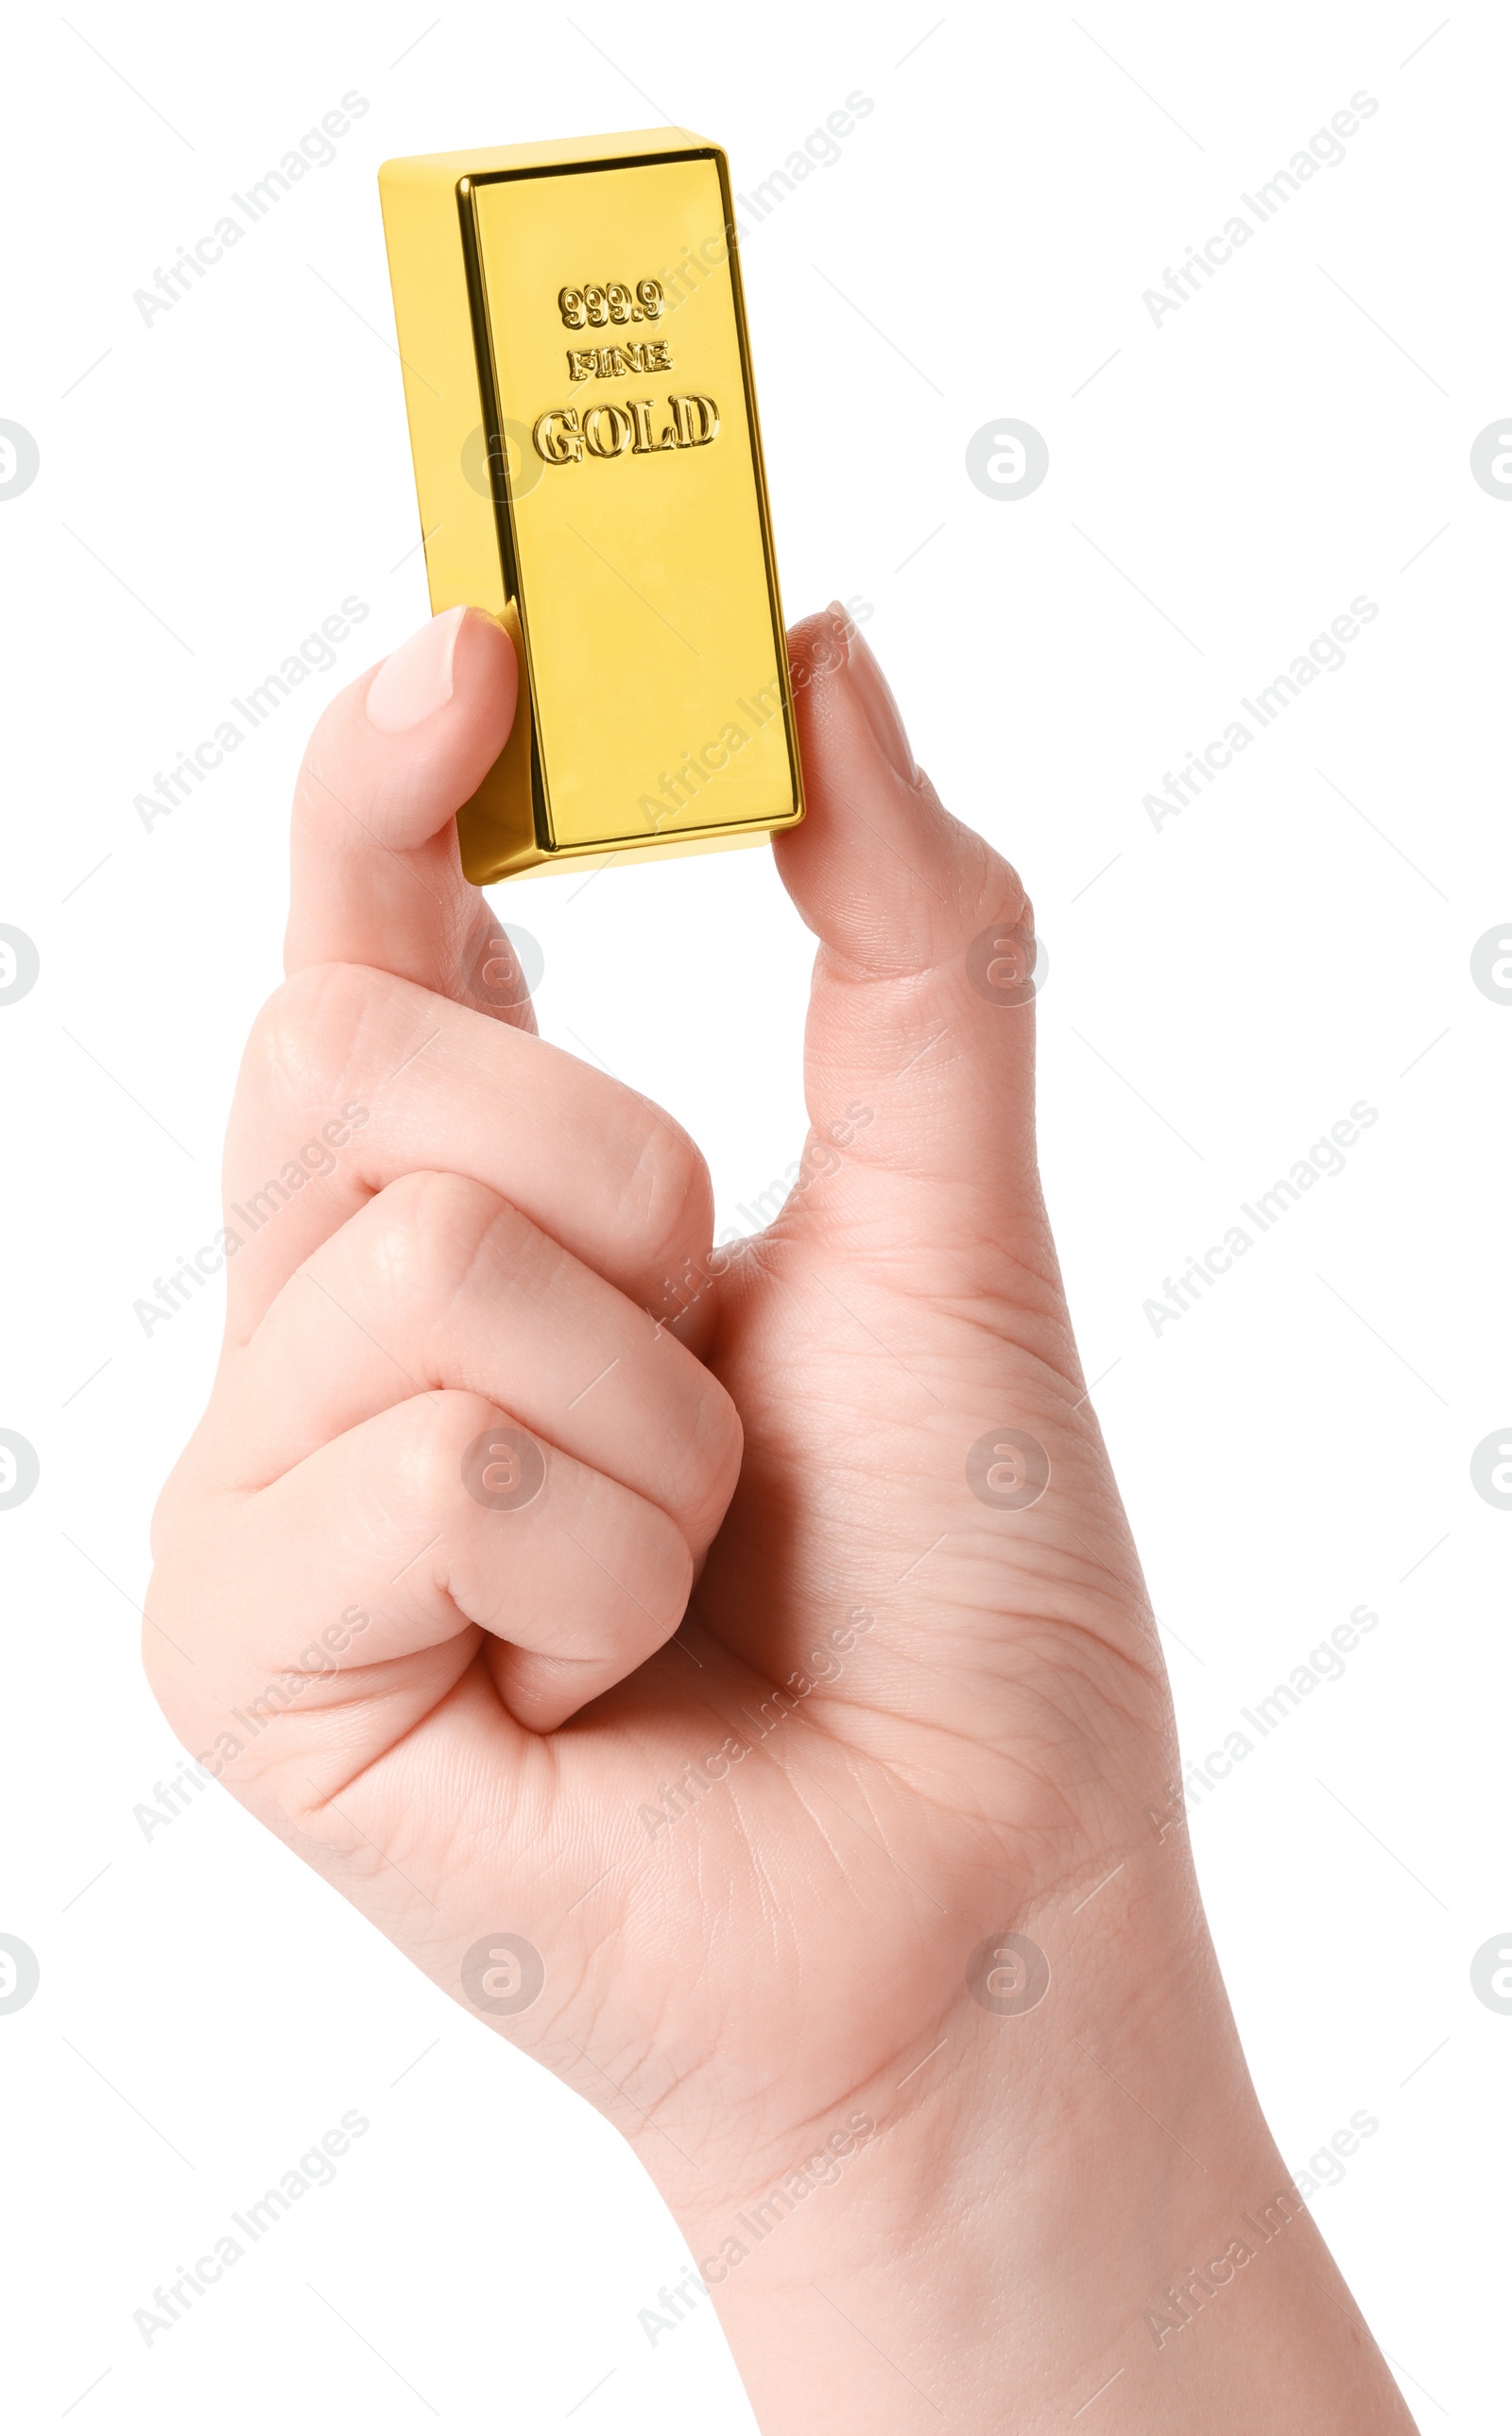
[[144, 601, 1415, 2431]]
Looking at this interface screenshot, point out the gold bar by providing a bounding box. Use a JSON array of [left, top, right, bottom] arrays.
[[378, 129, 804, 883]]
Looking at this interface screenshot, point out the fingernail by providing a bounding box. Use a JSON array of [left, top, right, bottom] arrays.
[[366, 605, 467, 734], [834, 606, 919, 786]]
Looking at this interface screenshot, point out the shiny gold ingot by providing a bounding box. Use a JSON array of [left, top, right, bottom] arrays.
[[378, 130, 803, 882]]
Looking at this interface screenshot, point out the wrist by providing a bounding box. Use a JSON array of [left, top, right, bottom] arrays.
[[649, 1851, 1413, 2432]]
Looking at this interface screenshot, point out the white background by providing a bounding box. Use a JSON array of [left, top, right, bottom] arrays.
[[1, 1, 1506, 2426]]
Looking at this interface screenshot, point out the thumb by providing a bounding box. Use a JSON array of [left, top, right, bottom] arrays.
[[774, 605, 1045, 1260], [284, 606, 528, 1020]]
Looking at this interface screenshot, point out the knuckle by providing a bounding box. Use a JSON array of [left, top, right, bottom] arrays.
[[401, 1389, 502, 1516], [964, 835, 1031, 940], [676, 1372, 745, 1542], [655, 1529, 696, 1633], [353, 1169, 506, 1316], [243, 961, 395, 1122], [613, 1102, 713, 1283], [627, 1506, 695, 1640]]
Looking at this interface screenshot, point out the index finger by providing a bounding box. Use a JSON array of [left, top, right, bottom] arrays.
[[284, 606, 526, 1019]]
